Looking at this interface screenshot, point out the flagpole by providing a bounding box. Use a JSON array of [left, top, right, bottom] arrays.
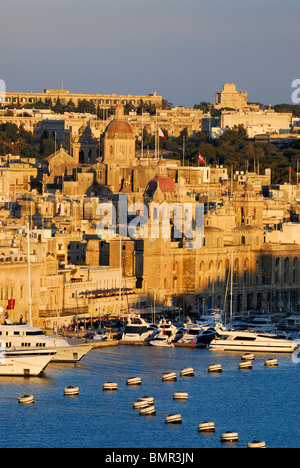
[[141, 107, 143, 159], [27, 223, 32, 326], [155, 110, 158, 160]]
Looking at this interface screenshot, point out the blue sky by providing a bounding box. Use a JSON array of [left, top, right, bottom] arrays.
[[0, 0, 299, 107]]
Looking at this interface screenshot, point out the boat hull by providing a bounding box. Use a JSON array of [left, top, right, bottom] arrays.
[[51, 344, 94, 362], [0, 350, 55, 376], [149, 340, 174, 347], [209, 342, 297, 353]]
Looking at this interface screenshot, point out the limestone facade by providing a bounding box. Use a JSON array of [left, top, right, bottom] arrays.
[[215, 83, 248, 110], [2, 89, 162, 110]]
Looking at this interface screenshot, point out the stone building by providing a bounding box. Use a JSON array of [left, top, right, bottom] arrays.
[[215, 83, 248, 110], [2, 88, 163, 111]]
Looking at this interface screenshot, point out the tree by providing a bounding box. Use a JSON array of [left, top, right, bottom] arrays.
[[52, 97, 64, 114], [39, 131, 55, 158]]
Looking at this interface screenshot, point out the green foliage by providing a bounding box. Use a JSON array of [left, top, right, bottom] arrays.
[[167, 125, 300, 184], [0, 122, 36, 156]]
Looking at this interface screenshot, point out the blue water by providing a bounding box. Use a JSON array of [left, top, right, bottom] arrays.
[[0, 345, 298, 448]]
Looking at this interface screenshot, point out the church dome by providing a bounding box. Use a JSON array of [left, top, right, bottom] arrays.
[[106, 119, 133, 135], [105, 104, 133, 135], [145, 176, 176, 196]]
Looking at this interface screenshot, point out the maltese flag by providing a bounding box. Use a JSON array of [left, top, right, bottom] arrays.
[[198, 152, 205, 164], [159, 127, 166, 139]]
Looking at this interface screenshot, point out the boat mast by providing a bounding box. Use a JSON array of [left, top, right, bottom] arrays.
[[230, 250, 233, 322], [27, 223, 32, 326]]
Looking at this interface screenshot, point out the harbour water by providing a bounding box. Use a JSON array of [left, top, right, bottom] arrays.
[[0, 345, 299, 448]]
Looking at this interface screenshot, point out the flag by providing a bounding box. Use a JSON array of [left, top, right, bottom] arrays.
[[7, 299, 15, 310], [198, 153, 205, 164], [159, 128, 166, 140]]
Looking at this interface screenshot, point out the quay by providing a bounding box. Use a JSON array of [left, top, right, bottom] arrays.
[[67, 336, 119, 349], [65, 337, 202, 349]]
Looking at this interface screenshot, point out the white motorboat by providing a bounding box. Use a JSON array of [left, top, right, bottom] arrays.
[[227, 316, 276, 333], [196, 310, 225, 328], [177, 319, 202, 344], [121, 314, 157, 342], [285, 315, 300, 331], [0, 321, 94, 363], [209, 329, 298, 353], [149, 319, 177, 347], [0, 346, 56, 376]]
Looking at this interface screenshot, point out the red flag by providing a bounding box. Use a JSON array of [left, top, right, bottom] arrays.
[[7, 299, 15, 310], [159, 128, 166, 140], [198, 153, 205, 164]]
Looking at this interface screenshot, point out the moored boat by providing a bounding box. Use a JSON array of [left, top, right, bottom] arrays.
[[121, 314, 157, 342], [149, 319, 177, 347], [209, 329, 298, 353], [0, 321, 93, 363], [0, 347, 56, 376]]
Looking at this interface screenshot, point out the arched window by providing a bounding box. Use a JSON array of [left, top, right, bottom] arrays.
[[241, 235, 245, 245]]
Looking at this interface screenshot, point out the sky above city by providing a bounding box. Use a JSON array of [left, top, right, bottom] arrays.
[[0, 0, 299, 107]]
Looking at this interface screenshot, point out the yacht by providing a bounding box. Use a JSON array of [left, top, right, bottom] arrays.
[[196, 309, 225, 328], [177, 318, 217, 346], [0, 321, 94, 363], [149, 318, 178, 347], [121, 315, 157, 342], [0, 342, 56, 376], [227, 315, 276, 333], [177, 319, 202, 344], [285, 315, 300, 331], [209, 329, 298, 353]]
